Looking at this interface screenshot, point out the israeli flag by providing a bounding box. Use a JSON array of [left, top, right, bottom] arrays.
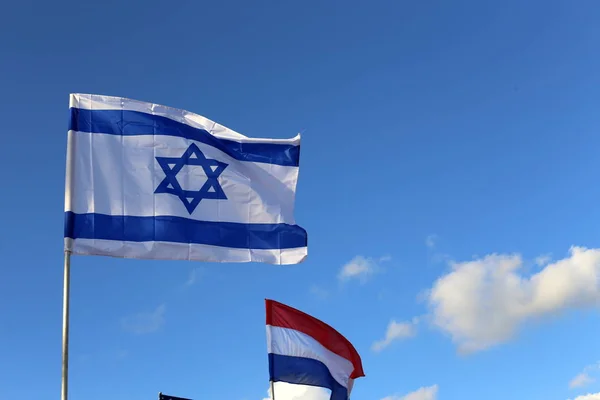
[[64, 94, 307, 265]]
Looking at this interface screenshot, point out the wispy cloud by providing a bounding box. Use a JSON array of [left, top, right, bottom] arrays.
[[185, 268, 203, 286], [338, 255, 386, 283], [372, 318, 418, 352], [571, 373, 595, 389], [535, 253, 552, 266], [425, 234, 451, 265], [570, 362, 600, 389], [121, 304, 166, 334], [309, 285, 330, 300], [381, 384, 438, 400], [425, 234, 438, 249]]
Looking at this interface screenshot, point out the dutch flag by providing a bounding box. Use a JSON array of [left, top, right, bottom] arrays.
[[265, 299, 364, 399]]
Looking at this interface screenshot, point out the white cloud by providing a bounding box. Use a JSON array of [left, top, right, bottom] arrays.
[[428, 246, 600, 353], [338, 256, 380, 283], [572, 393, 600, 400], [121, 304, 166, 334], [381, 384, 438, 400], [372, 318, 418, 352], [262, 382, 330, 400]]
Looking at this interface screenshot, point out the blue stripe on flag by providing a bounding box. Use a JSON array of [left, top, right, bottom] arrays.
[[69, 108, 300, 167], [268, 354, 348, 400], [64, 212, 307, 250]]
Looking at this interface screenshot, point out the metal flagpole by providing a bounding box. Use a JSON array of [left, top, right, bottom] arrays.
[[62, 94, 75, 400], [61, 250, 71, 400], [270, 381, 276, 400]]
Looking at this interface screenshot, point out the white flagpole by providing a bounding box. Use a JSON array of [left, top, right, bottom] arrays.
[[61, 250, 71, 400], [62, 96, 75, 400]]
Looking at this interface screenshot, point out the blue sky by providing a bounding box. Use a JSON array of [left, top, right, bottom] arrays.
[[2, 1, 600, 399]]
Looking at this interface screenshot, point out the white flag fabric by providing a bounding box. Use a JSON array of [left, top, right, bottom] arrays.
[[64, 94, 307, 265]]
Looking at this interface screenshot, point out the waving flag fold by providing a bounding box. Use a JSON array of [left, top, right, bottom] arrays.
[[64, 94, 307, 265], [265, 299, 364, 400]]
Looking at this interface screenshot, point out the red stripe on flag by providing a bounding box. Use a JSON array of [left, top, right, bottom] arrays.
[[265, 299, 365, 379]]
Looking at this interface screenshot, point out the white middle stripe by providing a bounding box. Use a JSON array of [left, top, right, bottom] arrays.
[[266, 325, 354, 389], [66, 131, 299, 224]]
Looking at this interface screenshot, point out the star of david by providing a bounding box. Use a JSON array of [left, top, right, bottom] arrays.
[[154, 143, 228, 214]]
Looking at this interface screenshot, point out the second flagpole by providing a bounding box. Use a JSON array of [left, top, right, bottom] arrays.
[[61, 250, 71, 400]]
